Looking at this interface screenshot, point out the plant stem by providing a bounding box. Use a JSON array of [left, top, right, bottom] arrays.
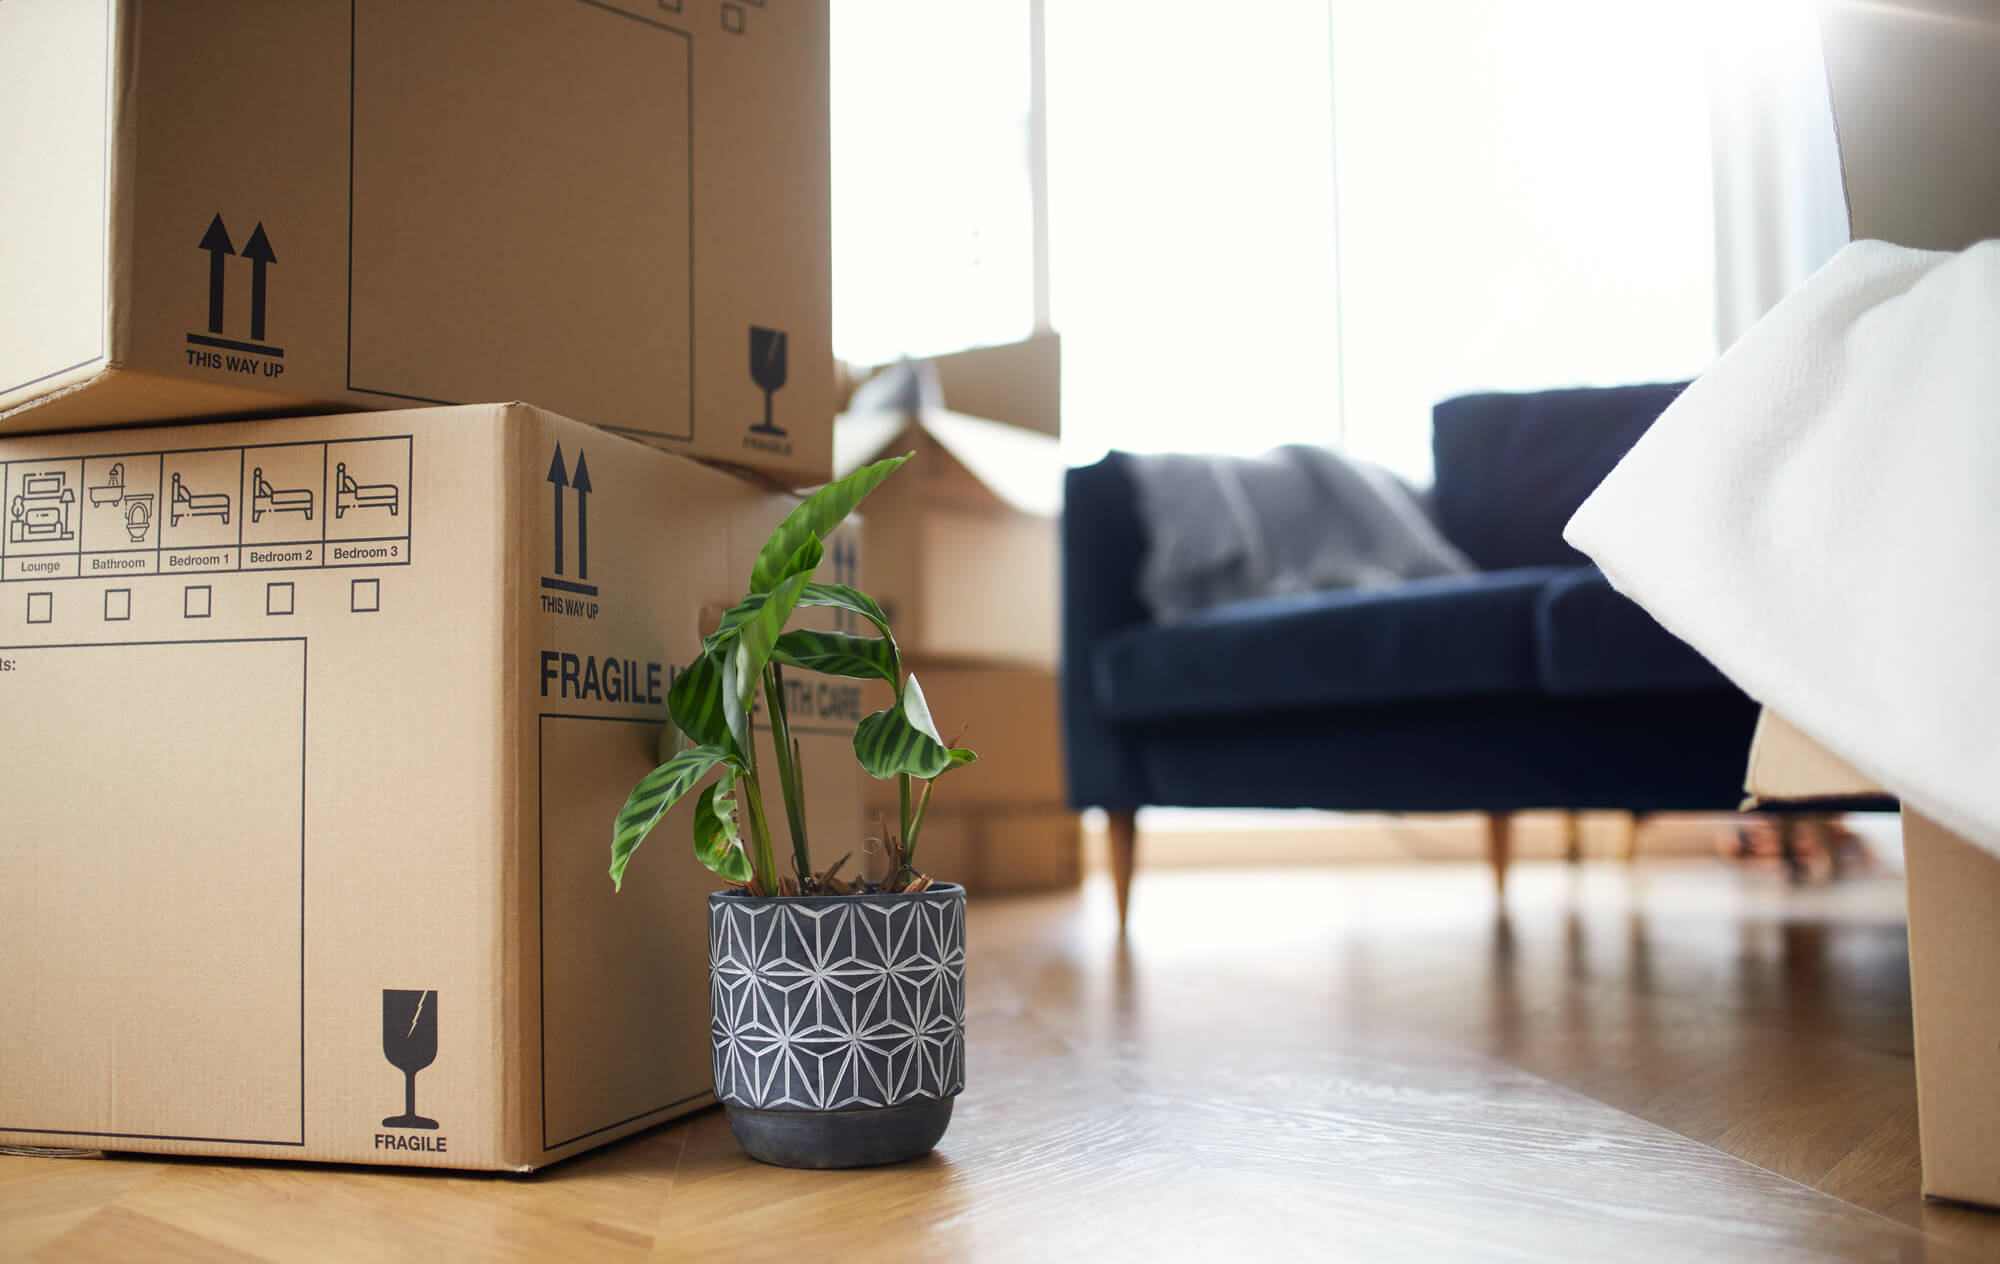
[[898, 772, 912, 851], [738, 770, 779, 894], [904, 777, 936, 867], [764, 663, 811, 883]]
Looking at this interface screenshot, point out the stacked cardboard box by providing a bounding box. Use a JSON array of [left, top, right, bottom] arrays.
[[838, 340, 1082, 894], [2, 0, 832, 486], [0, 0, 839, 1171]]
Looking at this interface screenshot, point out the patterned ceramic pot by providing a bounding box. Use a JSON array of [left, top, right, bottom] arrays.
[[706, 883, 966, 1168]]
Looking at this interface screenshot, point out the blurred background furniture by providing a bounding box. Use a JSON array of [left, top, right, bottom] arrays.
[[1063, 382, 1785, 926]]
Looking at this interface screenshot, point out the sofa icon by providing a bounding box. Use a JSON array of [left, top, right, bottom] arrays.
[[8, 471, 76, 544]]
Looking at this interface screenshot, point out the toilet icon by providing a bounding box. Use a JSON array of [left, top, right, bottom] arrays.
[[124, 495, 155, 543]]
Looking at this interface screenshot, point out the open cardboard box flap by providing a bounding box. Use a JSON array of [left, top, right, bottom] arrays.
[[834, 406, 1063, 519], [1741, 707, 1883, 805], [1747, 708, 2000, 1208]]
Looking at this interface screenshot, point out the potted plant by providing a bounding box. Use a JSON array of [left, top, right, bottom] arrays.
[[608, 455, 977, 1169]]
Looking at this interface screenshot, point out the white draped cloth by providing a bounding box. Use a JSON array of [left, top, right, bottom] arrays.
[[1566, 239, 2000, 854]]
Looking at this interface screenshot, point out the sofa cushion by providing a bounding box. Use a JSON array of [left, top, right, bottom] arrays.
[[1092, 567, 1570, 723], [1533, 567, 1732, 695], [1431, 382, 1688, 571]]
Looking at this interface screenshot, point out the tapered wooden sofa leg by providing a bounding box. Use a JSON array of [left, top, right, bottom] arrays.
[[1486, 811, 1512, 896], [1108, 810, 1138, 932], [1620, 812, 1647, 864]]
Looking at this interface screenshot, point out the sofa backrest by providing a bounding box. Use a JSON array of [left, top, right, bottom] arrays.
[[1430, 382, 1688, 571]]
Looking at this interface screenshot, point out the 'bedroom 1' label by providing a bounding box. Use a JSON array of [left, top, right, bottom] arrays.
[[164, 547, 241, 572]]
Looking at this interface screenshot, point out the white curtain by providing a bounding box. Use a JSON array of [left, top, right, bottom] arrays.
[[1704, 0, 1851, 348], [828, 1, 1852, 473], [1324, 0, 1721, 480]]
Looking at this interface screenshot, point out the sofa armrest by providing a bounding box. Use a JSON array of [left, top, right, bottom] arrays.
[[1062, 452, 1153, 810]]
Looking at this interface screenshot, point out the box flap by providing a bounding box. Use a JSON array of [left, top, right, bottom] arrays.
[[0, 0, 111, 411], [1822, 0, 2000, 250], [1743, 707, 1883, 803], [922, 332, 1062, 437], [834, 406, 1061, 518], [832, 411, 913, 481]]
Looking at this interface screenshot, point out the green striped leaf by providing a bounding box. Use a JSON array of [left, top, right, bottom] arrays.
[[729, 560, 815, 715], [853, 674, 975, 780], [610, 744, 733, 890], [749, 455, 909, 592], [702, 591, 767, 655], [692, 769, 752, 883], [798, 583, 894, 640], [667, 649, 732, 753], [702, 538, 823, 653], [772, 628, 897, 682], [719, 646, 750, 757]]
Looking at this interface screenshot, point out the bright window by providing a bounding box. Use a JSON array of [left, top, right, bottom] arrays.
[[833, 2, 1734, 480], [1328, 0, 1718, 480], [829, 1, 1036, 366]]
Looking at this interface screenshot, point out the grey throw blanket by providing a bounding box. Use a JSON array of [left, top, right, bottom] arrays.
[[1129, 445, 1474, 622]]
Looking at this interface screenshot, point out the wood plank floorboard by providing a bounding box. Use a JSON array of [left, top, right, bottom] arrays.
[[4, 859, 1995, 1261]]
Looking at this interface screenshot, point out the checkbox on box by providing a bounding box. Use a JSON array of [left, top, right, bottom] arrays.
[[267, 582, 295, 617], [351, 578, 380, 613], [26, 592, 52, 625], [184, 585, 211, 619], [105, 589, 131, 622]]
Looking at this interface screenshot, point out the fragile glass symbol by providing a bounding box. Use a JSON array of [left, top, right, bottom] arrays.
[[381, 989, 439, 1130], [749, 326, 788, 436]]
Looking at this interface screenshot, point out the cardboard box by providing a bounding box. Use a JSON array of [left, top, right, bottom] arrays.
[[836, 407, 1061, 666], [860, 662, 1080, 892], [1821, 0, 2000, 253], [897, 807, 1083, 895], [1743, 709, 2000, 1207], [0, 403, 863, 1170], [918, 333, 1063, 438], [0, 0, 831, 486]]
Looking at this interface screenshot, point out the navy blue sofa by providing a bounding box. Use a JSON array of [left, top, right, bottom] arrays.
[[1062, 383, 1768, 923]]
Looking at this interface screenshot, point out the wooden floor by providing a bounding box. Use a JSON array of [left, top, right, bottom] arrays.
[[6, 859, 1998, 1262]]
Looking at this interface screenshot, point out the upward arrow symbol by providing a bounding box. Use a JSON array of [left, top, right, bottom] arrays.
[[547, 444, 569, 576], [198, 215, 235, 334], [241, 222, 276, 343], [571, 451, 593, 581]]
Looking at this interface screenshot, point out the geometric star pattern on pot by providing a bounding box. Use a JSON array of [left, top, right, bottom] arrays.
[[708, 891, 966, 1111]]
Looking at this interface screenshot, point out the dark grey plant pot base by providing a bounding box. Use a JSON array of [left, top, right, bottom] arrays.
[[726, 1098, 955, 1169]]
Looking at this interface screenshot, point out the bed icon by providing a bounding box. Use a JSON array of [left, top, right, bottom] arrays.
[[169, 472, 231, 527], [335, 463, 400, 520], [251, 467, 314, 524]]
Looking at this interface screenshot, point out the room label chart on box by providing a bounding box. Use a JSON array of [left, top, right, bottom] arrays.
[[0, 437, 411, 581]]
